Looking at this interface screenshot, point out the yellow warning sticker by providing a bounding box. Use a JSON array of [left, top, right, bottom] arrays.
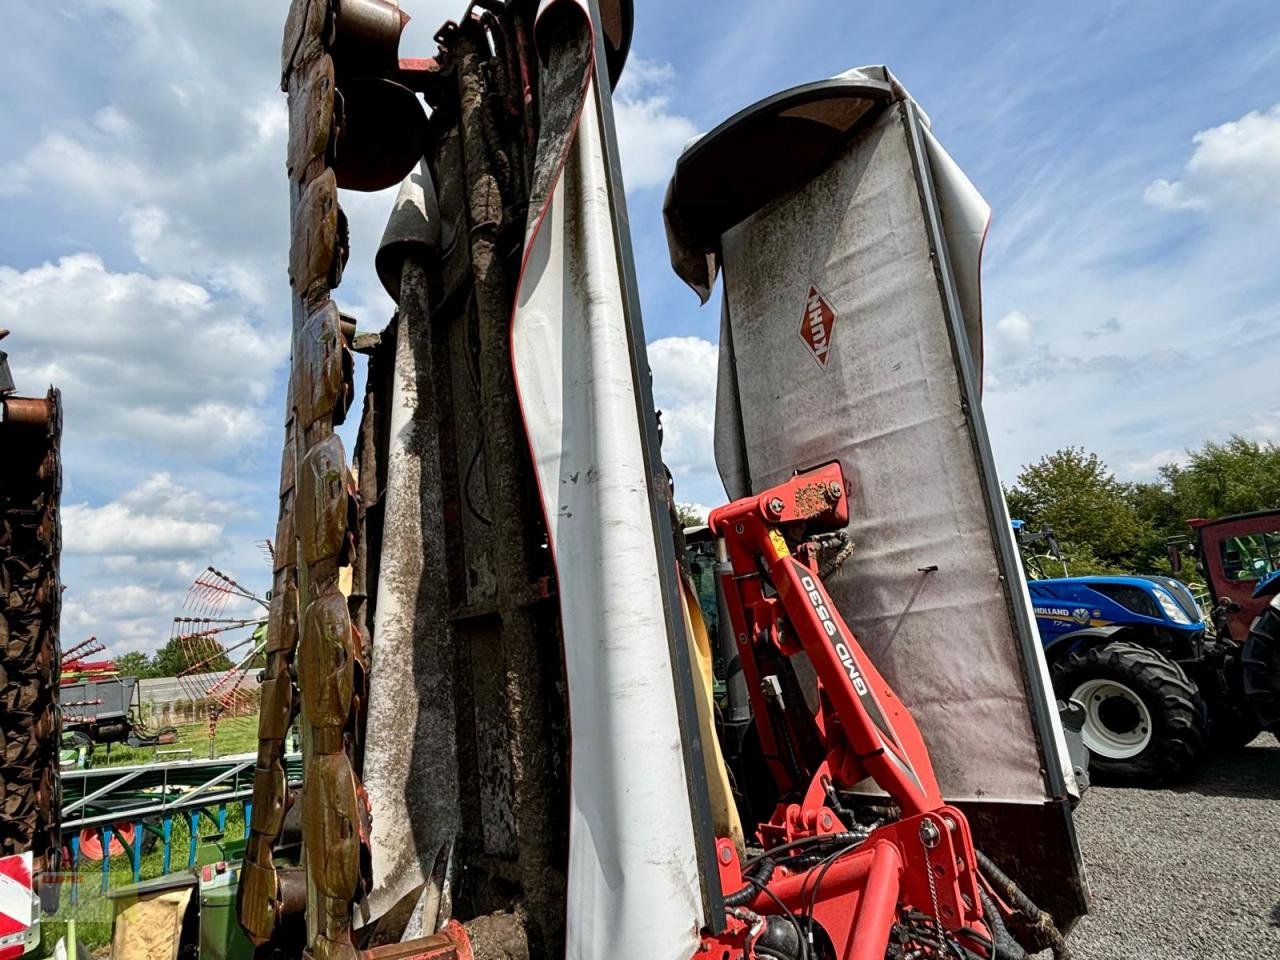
[[768, 529, 790, 558]]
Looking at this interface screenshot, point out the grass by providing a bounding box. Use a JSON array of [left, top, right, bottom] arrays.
[[37, 715, 261, 956], [89, 714, 261, 768], [38, 805, 249, 957]]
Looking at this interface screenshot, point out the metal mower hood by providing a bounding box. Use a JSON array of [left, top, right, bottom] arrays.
[[664, 66, 988, 379], [665, 65, 1088, 924]]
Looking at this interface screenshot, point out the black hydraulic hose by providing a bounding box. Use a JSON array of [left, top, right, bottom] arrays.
[[978, 889, 1025, 960], [743, 830, 866, 869], [724, 855, 776, 906], [976, 849, 1071, 960]]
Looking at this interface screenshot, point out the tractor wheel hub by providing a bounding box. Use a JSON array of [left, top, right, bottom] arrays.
[[1072, 678, 1153, 759]]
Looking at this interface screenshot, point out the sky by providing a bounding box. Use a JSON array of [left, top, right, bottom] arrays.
[[1, 1, 1277, 656]]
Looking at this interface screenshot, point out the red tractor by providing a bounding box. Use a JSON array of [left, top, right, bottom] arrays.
[[1178, 511, 1280, 642], [1170, 509, 1280, 742]]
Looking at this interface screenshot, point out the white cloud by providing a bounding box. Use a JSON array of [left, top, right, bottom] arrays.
[[1121, 449, 1184, 480], [993, 310, 1034, 358], [0, 1, 292, 304], [0, 254, 283, 458], [57, 472, 267, 653], [64, 501, 222, 557], [61, 591, 181, 655], [78, 583, 175, 621], [614, 57, 700, 190], [119, 472, 246, 520], [1145, 104, 1280, 214], [649, 336, 720, 502]]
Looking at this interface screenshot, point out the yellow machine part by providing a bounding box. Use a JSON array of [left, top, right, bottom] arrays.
[[680, 574, 745, 853]]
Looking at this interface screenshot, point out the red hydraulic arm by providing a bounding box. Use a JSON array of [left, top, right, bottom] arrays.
[[701, 463, 992, 959]]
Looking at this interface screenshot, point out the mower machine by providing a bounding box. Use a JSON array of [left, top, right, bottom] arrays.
[[240, 2, 1085, 959]]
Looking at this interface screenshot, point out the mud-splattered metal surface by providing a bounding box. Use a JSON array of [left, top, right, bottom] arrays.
[[0, 369, 63, 899]]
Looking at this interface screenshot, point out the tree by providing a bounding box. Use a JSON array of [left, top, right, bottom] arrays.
[[112, 650, 153, 679], [675, 502, 708, 529], [1160, 435, 1280, 522], [148, 634, 232, 677], [1004, 436, 1280, 580], [1005, 447, 1151, 571]]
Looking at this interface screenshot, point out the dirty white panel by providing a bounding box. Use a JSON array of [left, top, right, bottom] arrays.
[[511, 3, 704, 955], [716, 103, 1050, 803]]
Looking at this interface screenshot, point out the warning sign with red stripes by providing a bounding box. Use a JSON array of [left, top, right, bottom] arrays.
[[0, 852, 35, 960]]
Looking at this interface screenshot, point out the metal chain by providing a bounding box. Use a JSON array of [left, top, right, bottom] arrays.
[[919, 819, 965, 960]]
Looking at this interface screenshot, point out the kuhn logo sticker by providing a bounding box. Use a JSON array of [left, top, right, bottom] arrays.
[[800, 285, 837, 368]]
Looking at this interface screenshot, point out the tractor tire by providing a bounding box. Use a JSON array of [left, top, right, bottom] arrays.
[[1243, 602, 1280, 734], [1051, 640, 1207, 784], [1208, 702, 1264, 750], [1195, 636, 1264, 750]]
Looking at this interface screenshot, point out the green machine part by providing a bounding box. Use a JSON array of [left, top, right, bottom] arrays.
[[199, 866, 254, 960]]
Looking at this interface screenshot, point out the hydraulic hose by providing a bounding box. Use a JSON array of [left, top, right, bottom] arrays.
[[976, 849, 1071, 960], [978, 889, 1026, 960], [724, 855, 776, 906]]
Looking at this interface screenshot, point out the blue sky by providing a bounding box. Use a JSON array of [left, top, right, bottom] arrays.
[[2, 1, 1277, 654]]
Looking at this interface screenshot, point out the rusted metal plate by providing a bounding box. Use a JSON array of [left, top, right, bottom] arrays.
[[281, 0, 332, 89], [280, 434, 297, 498], [1, 381, 63, 887], [0, 397, 53, 425], [296, 300, 347, 429], [258, 677, 295, 742], [267, 581, 300, 654], [301, 752, 362, 901], [250, 763, 289, 837], [288, 54, 336, 179], [298, 589, 356, 748], [238, 858, 280, 942], [298, 434, 349, 567], [289, 169, 342, 308], [273, 502, 297, 573]]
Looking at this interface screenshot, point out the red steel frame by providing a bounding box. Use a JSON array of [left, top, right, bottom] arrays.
[[701, 463, 989, 958]]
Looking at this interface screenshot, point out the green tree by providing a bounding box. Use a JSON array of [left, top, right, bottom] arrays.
[[1160, 435, 1280, 522], [148, 634, 232, 677], [1006, 436, 1280, 580], [1005, 447, 1151, 571], [675, 502, 708, 529], [112, 650, 153, 679], [1125, 480, 1182, 571]]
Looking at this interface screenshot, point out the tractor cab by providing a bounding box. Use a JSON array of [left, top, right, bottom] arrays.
[[1171, 510, 1280, 642]]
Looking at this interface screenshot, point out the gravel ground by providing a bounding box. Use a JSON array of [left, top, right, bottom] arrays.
[[1056, 732, 1280, 959]]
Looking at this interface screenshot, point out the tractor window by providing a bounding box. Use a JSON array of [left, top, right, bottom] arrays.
[[1218, 528, 1280, 582]]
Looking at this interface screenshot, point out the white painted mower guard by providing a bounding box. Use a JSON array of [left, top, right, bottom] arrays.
[[672, 67, 1077, 807], [510, 1, 705, 956]]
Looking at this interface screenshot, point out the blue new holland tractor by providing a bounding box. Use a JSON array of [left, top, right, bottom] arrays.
[[1012, 521, 1219, 782]]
